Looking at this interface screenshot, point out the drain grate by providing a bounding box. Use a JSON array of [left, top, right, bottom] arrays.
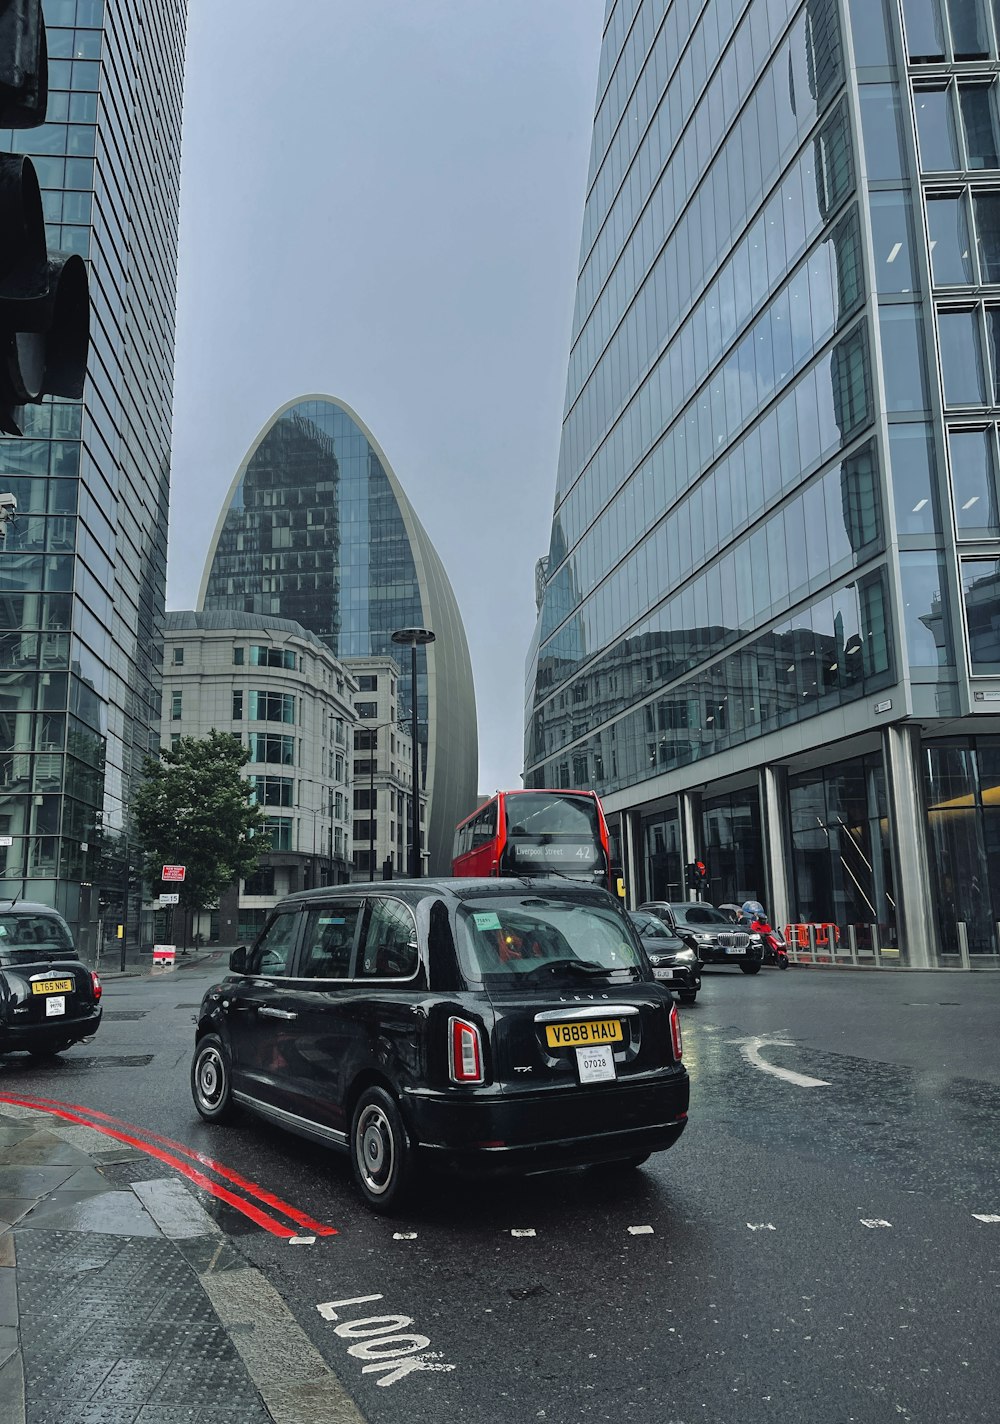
[[101, 1010, 148, 1021]]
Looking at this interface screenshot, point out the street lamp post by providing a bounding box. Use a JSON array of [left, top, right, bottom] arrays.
[[391, 628, 435, 878]]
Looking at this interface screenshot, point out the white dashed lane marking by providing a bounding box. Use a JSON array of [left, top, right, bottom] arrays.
[[747, 1223, 776, 1231], [628, 1225, 654, 1235], [393, 1232, 418, 1240], [288, 1235, 317, 1245], [860, 1219, 892, 1229], [972, 1214, 1000, 1223], [510, 1228, 536, 1237]]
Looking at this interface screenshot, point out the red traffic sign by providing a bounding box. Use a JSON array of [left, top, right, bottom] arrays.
[[161, 864, 186, 882]]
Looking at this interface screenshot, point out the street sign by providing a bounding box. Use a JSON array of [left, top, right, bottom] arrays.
[[0, 836, 11, 847], [159, 893, 180, 905], [161, 864, 186, 882]]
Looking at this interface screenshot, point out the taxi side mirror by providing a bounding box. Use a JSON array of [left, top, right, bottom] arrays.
[[229, 945, 248, 974]]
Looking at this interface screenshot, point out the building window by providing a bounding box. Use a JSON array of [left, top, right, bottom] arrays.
[[171, 647, 184, 665], [353, 819, 376, 842], [334, 753, 345, 780], [169, 733, 181, 751], [947, 427, 1000, 536], [354, 789, 376, 811], [961, 558, 1000, 671], [170, 691, 182, 721], [243, 865, 275, 897], [248, 775, 293, 807], [233, 647, 245, 665], [355, 701, 378, 719], [264, 817, 293, 851], [232, 690, 243, 720], [357, 674, 378, 691], [248, 733, 295, 765], [248, 690, 295, 724], [250, 644, 296, 669], [938, 307, 988, 404]]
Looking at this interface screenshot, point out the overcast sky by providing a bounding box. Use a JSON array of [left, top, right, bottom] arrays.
[[167, 0, 606, 794]]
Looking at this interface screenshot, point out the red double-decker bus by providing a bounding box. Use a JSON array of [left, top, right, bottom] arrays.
[[452, 788, 613, 889]]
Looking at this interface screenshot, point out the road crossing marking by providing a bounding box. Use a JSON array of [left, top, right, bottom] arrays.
[[728, 1033, 831, 1088]]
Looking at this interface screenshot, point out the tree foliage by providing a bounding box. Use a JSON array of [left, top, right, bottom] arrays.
[[133, 732, 266, 910]]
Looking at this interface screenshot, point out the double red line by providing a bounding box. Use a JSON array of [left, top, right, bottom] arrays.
[[0, 1091, 337, 1240]]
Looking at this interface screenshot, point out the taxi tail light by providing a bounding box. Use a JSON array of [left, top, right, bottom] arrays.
[[90, 971, 102, 1001], [669, 1002, 682, 1061], [448, 1016, 484, 1084]]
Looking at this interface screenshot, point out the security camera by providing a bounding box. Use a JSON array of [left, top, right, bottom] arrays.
[[0, 494, 16, 514]]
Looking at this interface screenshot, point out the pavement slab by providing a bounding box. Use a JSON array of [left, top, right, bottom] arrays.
[[0, 1104, 365, 1424]]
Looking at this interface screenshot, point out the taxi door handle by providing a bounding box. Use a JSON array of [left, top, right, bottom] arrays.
[[257, 1006, 298, 1021]]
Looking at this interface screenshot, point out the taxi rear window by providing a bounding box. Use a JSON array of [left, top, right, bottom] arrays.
[[455, 895, 642, 983], [0, 913, 76, 964]]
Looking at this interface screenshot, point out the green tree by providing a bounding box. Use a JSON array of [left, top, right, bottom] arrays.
[[133, 731, 266, 914]]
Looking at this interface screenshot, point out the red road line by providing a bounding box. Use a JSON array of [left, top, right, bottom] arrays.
[[0, 1093, 306, 1238], [0, 1090, 337, 1236]]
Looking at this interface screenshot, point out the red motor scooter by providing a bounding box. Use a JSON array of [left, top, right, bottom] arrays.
[[741, 901, 789, 969]]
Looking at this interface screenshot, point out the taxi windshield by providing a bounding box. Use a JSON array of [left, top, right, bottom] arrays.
[[455, 895, 644, 983], [0, 912, 75, 965]]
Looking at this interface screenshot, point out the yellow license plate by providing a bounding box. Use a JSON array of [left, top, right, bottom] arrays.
[[545, 1019, 622, 1048], [31, 978, 73, 995]]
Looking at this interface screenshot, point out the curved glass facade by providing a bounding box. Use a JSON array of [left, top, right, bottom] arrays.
[[200, 396, 477, 875]]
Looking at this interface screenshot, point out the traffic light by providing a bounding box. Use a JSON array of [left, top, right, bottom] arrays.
[[686, 860, 709, 893], [0, 1, 89, 436]]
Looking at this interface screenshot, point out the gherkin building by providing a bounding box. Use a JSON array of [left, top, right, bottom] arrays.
[[199, 395, 477, 874]]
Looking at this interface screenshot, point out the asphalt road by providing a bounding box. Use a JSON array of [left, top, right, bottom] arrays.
[[4, 952, 999, 1424]]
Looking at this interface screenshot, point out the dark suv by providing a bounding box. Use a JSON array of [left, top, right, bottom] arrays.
[[0, 902, 103, 1056], [639, 901, 764, 974], [191, 879, 689, 1212]]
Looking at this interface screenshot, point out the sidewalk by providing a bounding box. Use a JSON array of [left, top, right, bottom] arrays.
[[0, 1105, 365, 1424], [92, 945, 232, 981]]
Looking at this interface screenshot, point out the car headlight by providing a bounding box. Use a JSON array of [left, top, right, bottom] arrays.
[[749, 932, 763, 944], [696, 933, 714, 943], [674, 948, 696, 961]]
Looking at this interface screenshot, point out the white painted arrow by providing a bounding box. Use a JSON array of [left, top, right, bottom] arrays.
[[728, 1033, 831, 1088]]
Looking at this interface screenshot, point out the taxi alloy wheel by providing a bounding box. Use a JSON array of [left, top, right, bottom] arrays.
[[350, 1086, 413, 1213], [191, 1033, 236, 1123]]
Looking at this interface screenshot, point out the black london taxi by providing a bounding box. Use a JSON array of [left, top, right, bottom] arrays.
[[0, 901, 103, 1057], [191, 878, 689, 1212]]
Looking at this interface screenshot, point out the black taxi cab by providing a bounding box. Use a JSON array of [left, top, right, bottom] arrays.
[[191, 878, 689, 1212], [0, 901, 103, 1057]]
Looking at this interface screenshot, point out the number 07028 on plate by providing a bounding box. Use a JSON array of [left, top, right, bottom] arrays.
[[544, 1019, 622, 1048]]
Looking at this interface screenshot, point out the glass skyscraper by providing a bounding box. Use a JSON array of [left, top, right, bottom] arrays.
[[527, 0, 1000, 966], [0, 0, 187, 954], [199, 395, 478, 876]]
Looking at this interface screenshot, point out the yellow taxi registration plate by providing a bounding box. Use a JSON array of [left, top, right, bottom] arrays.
[[31, 978, 73, 995], [545, 1019, 622, 1048]]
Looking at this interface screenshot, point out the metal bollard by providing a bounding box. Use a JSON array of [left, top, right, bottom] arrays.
[[807, 923, 817, 959], [956, 921, 971, 971], [870, 924, 881, 968], [847, 924, 859, 966]]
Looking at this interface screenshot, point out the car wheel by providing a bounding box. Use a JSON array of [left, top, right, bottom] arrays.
[[778, 956, 789, 969], [351, 1086, 414, 1213], [191, 1033, 237, 1123], [678, 989, 698, 1005], [740, 963, 762, 975]]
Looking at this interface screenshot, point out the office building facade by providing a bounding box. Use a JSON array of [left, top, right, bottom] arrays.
[[199, 394, 477, 876], [0, 0, 187, 953], [344, 656, 425, 880], [526, 0, 1000, 965], [161, 612, 357, 943]]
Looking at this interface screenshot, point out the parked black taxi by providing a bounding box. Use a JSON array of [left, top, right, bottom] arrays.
[[191, 878, 689, 1212], [0, 901, 103, 1057]]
